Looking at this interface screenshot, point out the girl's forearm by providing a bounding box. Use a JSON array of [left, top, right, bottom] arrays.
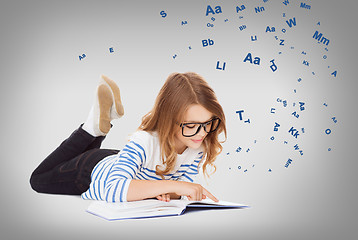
[[126, 179, 218, 202], [127, 179, 177, 201]]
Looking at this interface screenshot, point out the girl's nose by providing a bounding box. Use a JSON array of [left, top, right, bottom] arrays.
[[197, 126, 207, 137]]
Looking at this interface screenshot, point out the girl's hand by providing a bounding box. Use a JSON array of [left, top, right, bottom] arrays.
[[172, 181, 218, 202], [156, 194, 171, 202]]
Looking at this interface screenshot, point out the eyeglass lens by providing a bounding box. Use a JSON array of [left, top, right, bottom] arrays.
[[182, 118, 220, 137]]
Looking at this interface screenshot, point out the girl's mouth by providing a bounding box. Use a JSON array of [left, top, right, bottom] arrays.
[[191, 139, 203, 143]]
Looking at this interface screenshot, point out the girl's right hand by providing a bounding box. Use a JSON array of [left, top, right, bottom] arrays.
[[172, 181, 218, 202]]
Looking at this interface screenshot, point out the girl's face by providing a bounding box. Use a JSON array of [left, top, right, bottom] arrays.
[[174, 104, 213, 154]]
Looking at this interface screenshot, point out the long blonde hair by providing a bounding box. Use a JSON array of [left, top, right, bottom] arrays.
[[138, 72, 226, 178]]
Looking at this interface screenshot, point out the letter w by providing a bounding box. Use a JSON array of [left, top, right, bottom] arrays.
[[286, 17, 296, 28]]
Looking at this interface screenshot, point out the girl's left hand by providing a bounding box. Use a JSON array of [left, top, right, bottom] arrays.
[[156, 194, 171, 202]]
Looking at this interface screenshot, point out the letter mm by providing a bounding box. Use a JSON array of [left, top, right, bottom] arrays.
[[313, 31, 330, 46], [300, 3, 311, 9], [285, 159, 292, 168]]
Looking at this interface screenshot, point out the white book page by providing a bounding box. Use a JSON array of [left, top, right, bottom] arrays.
[[87, 200, 185, 220], [86, 199, 248, 220], [185, 199, 247, 207]]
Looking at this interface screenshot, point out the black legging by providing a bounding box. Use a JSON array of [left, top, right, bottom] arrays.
[[30, 125, 119, 195]]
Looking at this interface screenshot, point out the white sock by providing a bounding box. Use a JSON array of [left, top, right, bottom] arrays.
[[82, 106, 104, 137]]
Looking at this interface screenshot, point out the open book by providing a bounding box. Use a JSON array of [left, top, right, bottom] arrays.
[[87, 199, 248, 221]]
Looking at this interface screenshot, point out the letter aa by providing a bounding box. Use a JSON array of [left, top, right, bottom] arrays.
[[206, 5, 222, 16], [243, 53, 260, 65]]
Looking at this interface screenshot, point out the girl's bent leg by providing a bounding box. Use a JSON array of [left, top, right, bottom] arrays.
[[30, 148, 119, 195], [30, 75, 124, 195], [30, 124, 113, 194], [31, 124, 104, 176]]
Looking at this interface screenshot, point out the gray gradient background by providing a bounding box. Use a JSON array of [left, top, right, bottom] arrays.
[[1, 0, 357, 239]]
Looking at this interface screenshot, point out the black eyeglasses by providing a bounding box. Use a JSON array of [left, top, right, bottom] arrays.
[[179, 117, 221, 137]]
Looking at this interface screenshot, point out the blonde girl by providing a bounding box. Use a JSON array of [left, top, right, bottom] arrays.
[[30, 72, 226, 202]]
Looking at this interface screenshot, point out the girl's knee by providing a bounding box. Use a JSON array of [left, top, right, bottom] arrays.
[[29, 173, 42, 193]]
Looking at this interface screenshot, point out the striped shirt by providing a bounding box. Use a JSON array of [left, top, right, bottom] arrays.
[[81, 131, 204, 202]]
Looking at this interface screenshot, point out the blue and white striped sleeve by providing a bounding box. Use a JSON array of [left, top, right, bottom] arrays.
[[103, 140, 146, 202], [178, 152, 204, 183]]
